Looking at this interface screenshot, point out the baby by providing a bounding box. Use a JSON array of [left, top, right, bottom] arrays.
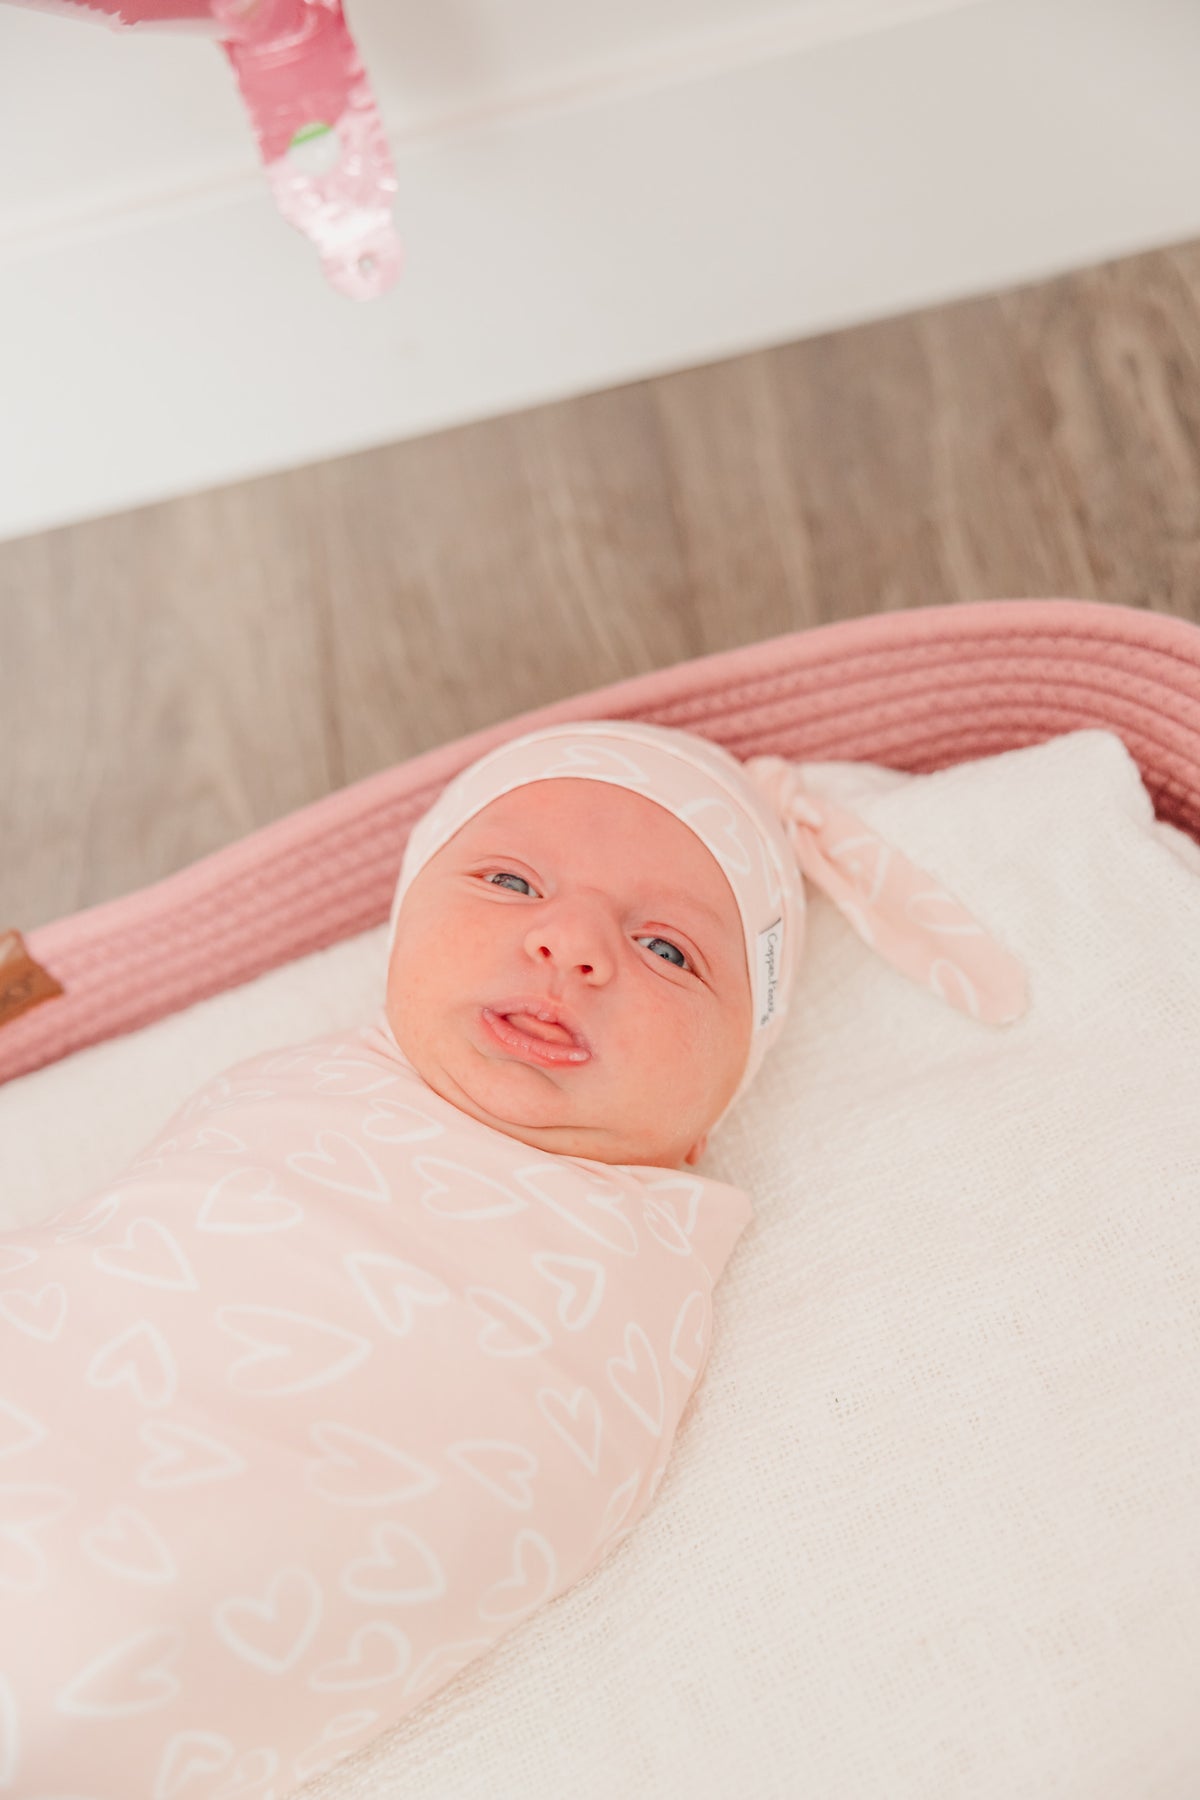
[[0, 721, 1026, 1797]]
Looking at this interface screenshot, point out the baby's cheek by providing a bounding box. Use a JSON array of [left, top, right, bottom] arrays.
[[387, 932, 442, 1011], [684, 1017, 740, 1105]]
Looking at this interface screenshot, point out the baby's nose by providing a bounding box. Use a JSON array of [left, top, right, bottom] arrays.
[[524, 907, 616, 981]]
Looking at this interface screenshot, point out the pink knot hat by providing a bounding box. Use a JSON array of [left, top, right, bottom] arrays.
[[386, 720, 1029, 1127]]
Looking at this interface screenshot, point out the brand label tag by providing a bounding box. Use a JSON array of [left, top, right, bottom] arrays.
[[0, 929, 64, 1028], [755, 917, 783, 1030]]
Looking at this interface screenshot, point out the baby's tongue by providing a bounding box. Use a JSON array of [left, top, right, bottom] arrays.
[[506, 1011, 573, 1045]]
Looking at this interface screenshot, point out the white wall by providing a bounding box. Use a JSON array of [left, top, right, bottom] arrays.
[[1, 0, 1199, 544]]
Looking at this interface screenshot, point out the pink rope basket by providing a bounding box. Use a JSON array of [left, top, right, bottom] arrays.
[[5, 596, 1200, 1087]]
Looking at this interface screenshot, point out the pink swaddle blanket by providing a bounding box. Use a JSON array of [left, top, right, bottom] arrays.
[[0, 1016, 749, 1794]]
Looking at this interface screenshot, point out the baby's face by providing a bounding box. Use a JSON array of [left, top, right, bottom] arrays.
[[385, 779, 753, 1169]]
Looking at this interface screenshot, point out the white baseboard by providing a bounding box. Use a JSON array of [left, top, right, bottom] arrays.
[[1, 0, 1198, 545]]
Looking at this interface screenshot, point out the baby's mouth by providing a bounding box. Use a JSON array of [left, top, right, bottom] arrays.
[[479, 1008, 592, 1067], [506, 1012, 573, 1044]]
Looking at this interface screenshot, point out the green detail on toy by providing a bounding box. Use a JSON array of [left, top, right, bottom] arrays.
[[290, 121, 332, 147]]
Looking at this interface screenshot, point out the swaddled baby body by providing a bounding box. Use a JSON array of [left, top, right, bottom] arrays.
[[0, 774, 757, 1797], [1, 719, 1026, 1796]]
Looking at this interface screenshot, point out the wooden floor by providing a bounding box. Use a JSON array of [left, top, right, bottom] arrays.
[[5, 238, 1200, 932]]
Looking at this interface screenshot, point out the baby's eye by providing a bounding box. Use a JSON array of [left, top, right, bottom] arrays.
[[483, 871, 535, 894], [637, 936, 690, 971]]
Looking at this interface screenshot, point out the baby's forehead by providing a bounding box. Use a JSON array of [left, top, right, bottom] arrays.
[[462, 779, 690, 863], [457, 778, 744, 931]]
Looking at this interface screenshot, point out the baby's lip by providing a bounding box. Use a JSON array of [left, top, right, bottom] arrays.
[[483, 995, 592, 1056]]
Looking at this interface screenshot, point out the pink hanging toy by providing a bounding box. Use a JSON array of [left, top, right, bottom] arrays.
[[7, 0, 403, 300]]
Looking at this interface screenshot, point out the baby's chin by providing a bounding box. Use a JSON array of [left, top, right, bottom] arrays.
[[440, 1049, 687, 1166], [389, 1015, 694, 1167]]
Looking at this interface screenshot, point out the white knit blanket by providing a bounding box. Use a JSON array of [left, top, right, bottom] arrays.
[[4, 728, 1200, 1799]]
